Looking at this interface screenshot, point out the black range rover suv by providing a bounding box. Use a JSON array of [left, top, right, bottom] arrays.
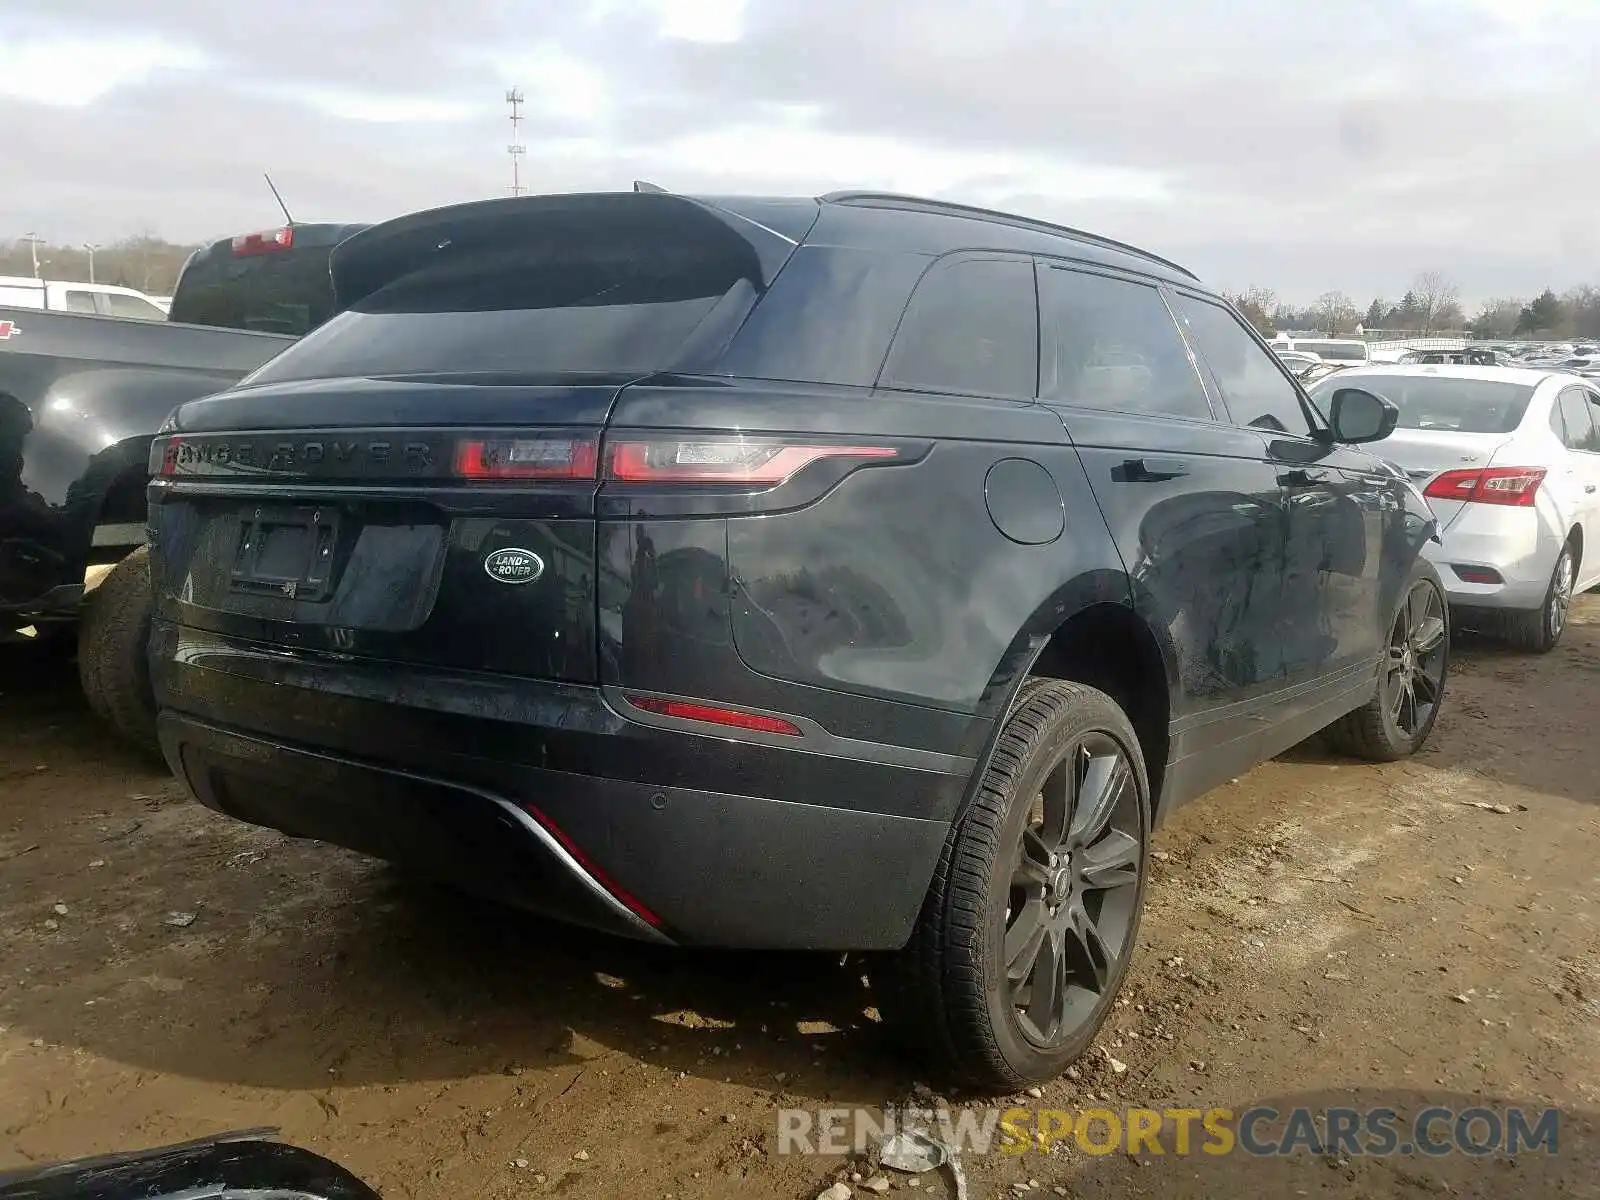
[[146, 187, 1449, 1089]]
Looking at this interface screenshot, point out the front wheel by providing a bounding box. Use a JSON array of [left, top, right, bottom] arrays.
[[1323, 558, 1449, 762], [874, 680, 1150, 1092]]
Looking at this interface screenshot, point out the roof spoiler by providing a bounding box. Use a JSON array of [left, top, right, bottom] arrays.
[[327, 191, 802, 313]]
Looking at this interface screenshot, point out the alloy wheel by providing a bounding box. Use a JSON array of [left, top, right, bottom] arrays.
[[1386, 578, 1448, 737], [1003, 733, 1143, 1048], [1548, 550, 1575, 643]]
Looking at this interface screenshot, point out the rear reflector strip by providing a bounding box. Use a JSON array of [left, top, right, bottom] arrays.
[[519, 802, 663, 928], [622, 694, 803, 736], [1452, 565, 1504, 585], [606, 439, 898, 484], [454, 436, 599, 480]]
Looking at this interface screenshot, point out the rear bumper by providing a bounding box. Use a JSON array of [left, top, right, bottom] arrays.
[[152, 620, 959, 951], [1421, 507, 1560, 610]]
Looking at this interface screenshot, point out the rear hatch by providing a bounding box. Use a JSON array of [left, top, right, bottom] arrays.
[[148, 192, 801, 685]]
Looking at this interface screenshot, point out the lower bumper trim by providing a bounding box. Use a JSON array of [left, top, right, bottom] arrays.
[[160, 712, 673, 944]]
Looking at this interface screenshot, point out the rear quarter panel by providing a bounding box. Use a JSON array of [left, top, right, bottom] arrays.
[[601, 378, 1134, 777], [0, 308, 291, 611]]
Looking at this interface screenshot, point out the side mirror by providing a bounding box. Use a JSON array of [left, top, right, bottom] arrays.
[[1327, 387, 1398, 444]]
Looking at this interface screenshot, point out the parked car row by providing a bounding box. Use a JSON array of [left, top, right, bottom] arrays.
[[3, 184, 1541, 1091]]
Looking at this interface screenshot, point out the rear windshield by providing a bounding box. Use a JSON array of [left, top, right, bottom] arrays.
[[168, 227, 360, 336], [1310, 374, 1536, 433], [1295, 340, 1368, 361], [245, 220, 760, 385]]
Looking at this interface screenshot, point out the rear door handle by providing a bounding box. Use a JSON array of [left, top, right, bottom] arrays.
[[1113, 457, 1189, 483]]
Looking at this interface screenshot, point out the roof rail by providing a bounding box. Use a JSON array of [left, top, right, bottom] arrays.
[[818, 190, 1198, 281]]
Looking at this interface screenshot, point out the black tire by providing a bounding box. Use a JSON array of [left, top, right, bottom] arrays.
[[1323, 557, 1449, 762], [875, 680, 1151, 1092], [1502, 542, 1576, 654], [76, 546, 158, 753]]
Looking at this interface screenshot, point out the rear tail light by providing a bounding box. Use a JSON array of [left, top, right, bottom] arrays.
[[454, 436, 599, 481], [1423, 467, 1546, 507], [151, 435, 180, 476], [604, 438, 898, 484], [622, 694, 803, 736], [231, 227, 294, 256]]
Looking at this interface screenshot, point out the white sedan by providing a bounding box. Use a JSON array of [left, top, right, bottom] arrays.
[[1308, 365, 1600, 651]]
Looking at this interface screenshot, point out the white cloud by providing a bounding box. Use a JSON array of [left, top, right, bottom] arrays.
[[492, 46, 612, 124], [653, 0, 748, 43], [588, 0, 749, 42], [1434, 0, 1600, 25], [255, 86, 477, 124], [0, 33, 207, 106], [653, 119, 1170, 204]]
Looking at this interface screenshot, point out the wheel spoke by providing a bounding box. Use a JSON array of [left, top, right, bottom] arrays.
[[1014, 829, 1053, 888], [1413, 615, 1447, 655], [1005, 899, 1048, 982], [1412, 669, 1440, 707], [1079, 829, 1141, 891], [1023, 926, 1067, 1039], [1407, 582, 1431, 634], [1390, 678, 1410, 727], [1038, 756, 1072, 849], [1069, 752, 1129, 847], [1397, 682, 1417, 732], [1061, 902, 1112, 995]]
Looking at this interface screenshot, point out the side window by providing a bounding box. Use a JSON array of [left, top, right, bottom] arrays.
[[717, 246, 928, 388], [1036, 265, 1213, 420], [1588, 393, 1600, 452], [62, 290, 97, 313], [1550, 394, 1571, 444], [104, 292, 167, 321], [880, 257, 1038, 399], [1169, 293, 1311, 435], [1556, 388, 1599, 452]]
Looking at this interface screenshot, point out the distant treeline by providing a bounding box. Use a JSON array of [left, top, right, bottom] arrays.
[[0, 235, 202, 296], [1225, 271, 1600, 343]]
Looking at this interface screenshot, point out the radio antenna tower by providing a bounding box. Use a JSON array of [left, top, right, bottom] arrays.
[[506, 88, 526, 196]]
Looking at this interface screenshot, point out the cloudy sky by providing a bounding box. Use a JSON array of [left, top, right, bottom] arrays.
[[2, 0, 1596, 307]]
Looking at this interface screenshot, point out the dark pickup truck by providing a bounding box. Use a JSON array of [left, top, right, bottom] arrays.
[[1, 221, 366, 748]]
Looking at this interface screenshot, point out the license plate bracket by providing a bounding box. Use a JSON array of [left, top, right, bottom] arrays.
[[229, 504, 341, 601]]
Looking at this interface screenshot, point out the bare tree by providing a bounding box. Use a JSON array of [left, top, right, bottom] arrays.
[[1225, 286, 1278, 336], [1470, 298, 1525, 340], [1314, 290, 1358, 336], [1412, 271, 1461, 334], [1562, 285, 1600, 341]]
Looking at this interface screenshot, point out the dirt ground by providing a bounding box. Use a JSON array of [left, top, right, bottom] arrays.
[[2, 602, 1597, 1200]]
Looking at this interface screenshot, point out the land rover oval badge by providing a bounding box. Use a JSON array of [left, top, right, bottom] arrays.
[[483, 547, 545, 585]]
